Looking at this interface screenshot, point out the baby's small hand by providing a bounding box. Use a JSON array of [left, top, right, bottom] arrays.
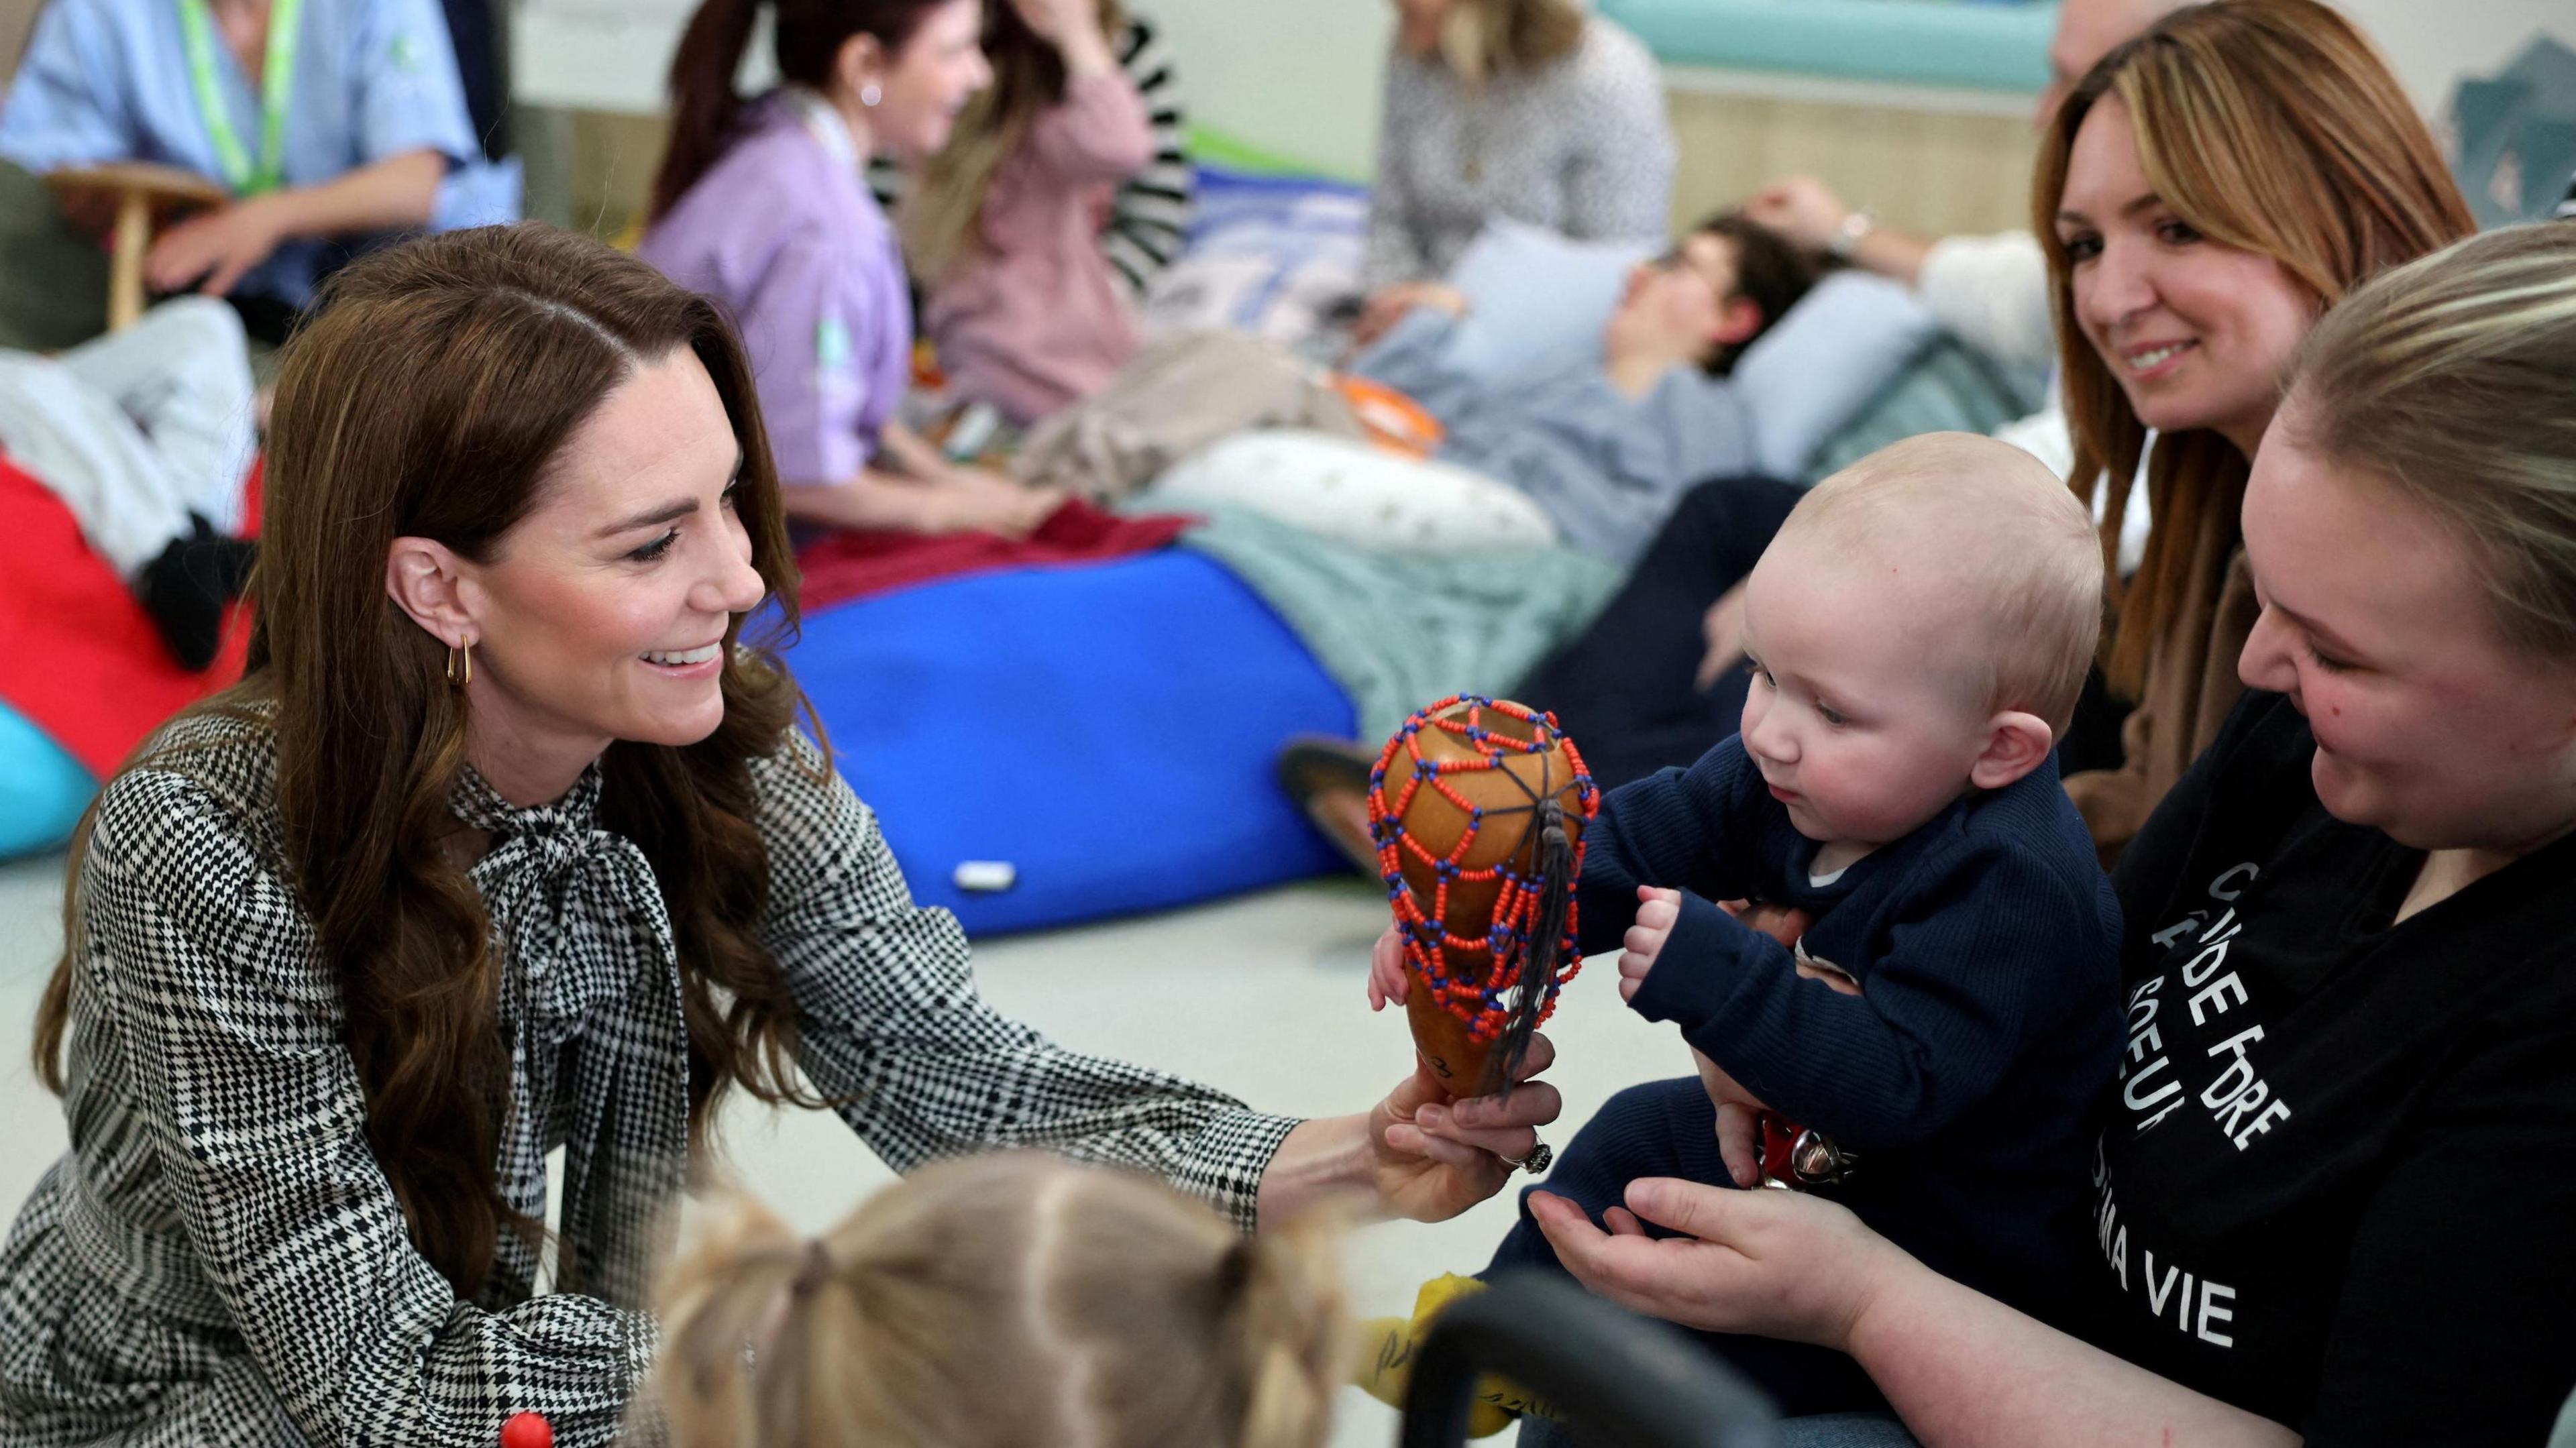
[[1365, 926, 1410, 1011], [1690, 1047, 1774, 1187], [1618, 885, 1682, 1003], [1717, 897, 1813, 951]]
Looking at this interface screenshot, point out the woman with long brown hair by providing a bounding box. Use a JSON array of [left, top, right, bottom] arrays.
[[896, 0, 1162, 425], [0, 224, 1558, 1445], [2038, 0, 2474, 856]]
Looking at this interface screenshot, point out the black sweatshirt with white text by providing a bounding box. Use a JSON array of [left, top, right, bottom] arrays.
[[2088, 691, 2576, 1443]]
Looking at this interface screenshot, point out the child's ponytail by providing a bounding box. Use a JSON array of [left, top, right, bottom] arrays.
[[651, 0, 764, 222], [1221, 1213, 1352, 1448], [647, 1196, 890, 1448], [649, 0, 955, 223], [647, 1157, 1350, 1448]]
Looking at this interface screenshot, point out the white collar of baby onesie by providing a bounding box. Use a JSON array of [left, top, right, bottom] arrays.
[[777, 85, 863, 176]]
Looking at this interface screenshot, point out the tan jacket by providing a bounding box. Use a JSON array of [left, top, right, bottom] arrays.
[[2064, 517, 2259, 865], [1011, 330, 1364, 501]]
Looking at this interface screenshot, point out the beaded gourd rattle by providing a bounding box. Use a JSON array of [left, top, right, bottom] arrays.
[[1368, 696, 1599, 1097]]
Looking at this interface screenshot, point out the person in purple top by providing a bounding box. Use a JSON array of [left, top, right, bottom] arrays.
[[639, 0, 1059, 537]]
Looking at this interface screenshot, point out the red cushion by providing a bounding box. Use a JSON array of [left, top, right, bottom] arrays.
[[0, 455, 258, 779]]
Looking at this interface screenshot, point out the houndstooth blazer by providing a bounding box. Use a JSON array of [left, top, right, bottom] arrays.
[[0, 708, 1297, 1447]]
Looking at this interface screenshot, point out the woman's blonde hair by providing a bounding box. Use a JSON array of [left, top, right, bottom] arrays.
[[2284, 224, 2576, 659], [1436, 0, 1585, 86], [900, 0, 1125, 282], [2033, 0, 2473, 695], [649, 1155, 1349, 1447]]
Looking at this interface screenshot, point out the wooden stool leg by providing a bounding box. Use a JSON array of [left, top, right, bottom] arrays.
[[109, 190, 148, 332]]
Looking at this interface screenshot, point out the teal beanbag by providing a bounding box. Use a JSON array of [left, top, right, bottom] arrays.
[[0, 698, 93, 859]]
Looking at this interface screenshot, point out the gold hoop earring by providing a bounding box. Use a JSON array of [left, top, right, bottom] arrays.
[[445, 640, 473, 687]]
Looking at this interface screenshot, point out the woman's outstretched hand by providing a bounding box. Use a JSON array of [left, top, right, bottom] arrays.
[[1367, 1033, 1562, 1221]]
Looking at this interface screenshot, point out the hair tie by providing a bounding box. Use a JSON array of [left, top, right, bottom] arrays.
[[790, 1239, 834, 1297]]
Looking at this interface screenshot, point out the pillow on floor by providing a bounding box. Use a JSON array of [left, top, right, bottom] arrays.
[[1145, 429, 1560, 553], [1438, 219, 1655, 386]]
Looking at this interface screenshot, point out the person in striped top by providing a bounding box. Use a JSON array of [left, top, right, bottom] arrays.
[[869, 4, 1189, 423], [870, 9, 1187, 298]]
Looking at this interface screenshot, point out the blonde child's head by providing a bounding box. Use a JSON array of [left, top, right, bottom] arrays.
[[647, 1154, 1348, 1448], [1739, 433, 2104, 848]]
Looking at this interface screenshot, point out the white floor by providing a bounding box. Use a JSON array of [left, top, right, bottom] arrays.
[[0, 850, 1674, 1447]]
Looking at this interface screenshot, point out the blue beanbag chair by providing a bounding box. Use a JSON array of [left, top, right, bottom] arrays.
[[0, 698, 94, 859], [784, 551, 1354, 936]]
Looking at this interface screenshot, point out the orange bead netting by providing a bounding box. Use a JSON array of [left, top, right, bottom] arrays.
[[1367, 695, 1599, 1044]]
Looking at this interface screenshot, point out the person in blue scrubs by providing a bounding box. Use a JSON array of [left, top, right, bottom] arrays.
[[0, 0, 517, 333]]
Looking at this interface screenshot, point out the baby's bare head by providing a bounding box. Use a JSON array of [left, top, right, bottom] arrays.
[[1771, 433, 2104, 734]]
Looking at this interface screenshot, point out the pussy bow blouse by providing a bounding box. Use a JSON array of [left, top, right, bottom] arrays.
[[0, 709, 1295, 1446]]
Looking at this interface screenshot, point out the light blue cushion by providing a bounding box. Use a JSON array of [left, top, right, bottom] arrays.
[[1730, 270, 1942, 478], [1602, 0, 2055, 94], [0, 699, 94, 859], [1806, 336, 2047, 484], [1443, 220, 1656, 386]]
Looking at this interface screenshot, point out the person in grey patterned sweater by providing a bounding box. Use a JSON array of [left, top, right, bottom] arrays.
[[1354, 0, 1676, 345], [0, 224, 1558, 1448]]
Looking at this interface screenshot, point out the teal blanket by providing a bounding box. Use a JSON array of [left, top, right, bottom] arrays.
[[1165, 503, 1623, 745]]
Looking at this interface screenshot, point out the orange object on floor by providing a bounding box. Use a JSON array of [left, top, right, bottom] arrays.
[[1329, 374, 1445, 459]]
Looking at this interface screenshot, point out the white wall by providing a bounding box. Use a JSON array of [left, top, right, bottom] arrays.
[[1137, 0, 2576, 174], [1146, 0, 1393, 176], [2333, 0, 2572, 119], [512, 0, 1401, 178], [511, 0, 2575, 172]]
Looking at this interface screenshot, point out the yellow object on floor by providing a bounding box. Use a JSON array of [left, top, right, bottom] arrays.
[[1352, 1273, 1556, 1438]]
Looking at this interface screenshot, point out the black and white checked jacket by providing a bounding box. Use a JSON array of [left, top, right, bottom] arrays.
[[0, 710, 1295, 1446]]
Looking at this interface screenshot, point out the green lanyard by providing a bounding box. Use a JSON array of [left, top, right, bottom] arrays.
[[177, 0, 303, 196]]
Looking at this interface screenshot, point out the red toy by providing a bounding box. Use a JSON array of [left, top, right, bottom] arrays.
[[499, 1412, 553, 1448], [1754, 1115, 1859, 1189]]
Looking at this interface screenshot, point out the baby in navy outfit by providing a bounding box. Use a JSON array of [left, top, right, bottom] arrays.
[[1363, 433, 2127, 1423]]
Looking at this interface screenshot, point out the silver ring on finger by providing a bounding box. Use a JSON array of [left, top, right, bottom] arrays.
[[1500, 1135, 1552, 1176]]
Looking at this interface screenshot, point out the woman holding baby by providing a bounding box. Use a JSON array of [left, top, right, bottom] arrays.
[[1515, 4, 2576, 1443]]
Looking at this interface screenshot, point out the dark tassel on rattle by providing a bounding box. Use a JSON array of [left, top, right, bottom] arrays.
[[1480, 797, 1574, 1099]]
